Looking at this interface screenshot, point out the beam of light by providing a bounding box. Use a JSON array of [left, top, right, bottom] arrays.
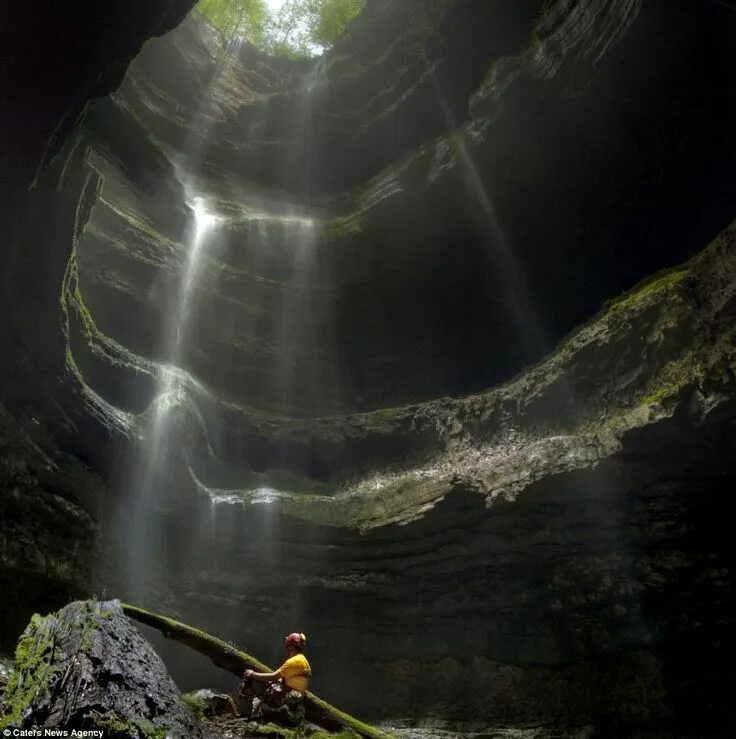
[[423, 54, 549, 356], [116, 191, 220, 601]]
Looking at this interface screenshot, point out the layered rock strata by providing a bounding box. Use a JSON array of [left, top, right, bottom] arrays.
[[0, 405, 102, 654], [0, 0, 734, 734], [5, 0, 735, 428], [101, 223, 736, 734]]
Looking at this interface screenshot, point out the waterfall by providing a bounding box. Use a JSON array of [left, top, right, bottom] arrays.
[[114, 195, 218, 599], [109, 50, 332, 602]]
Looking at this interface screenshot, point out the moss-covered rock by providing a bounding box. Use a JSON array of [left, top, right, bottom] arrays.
[[0, 601, 202, 737], [182, 688, 237, 719]]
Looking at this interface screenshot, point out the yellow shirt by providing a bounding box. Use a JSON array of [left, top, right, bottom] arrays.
[[277, 653, 311, 693]]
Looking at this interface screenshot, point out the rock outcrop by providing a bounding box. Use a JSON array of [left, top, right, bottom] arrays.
[[89, 221, 734, 734], [0, 600, 203, 737], [0, 0, 198, 236], [0, 404, 102, 654], [5, 0, 735, 428], [0, 657, 12, 710]]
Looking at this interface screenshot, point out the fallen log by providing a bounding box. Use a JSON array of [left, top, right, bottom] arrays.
[[123, 603, 395, 739]]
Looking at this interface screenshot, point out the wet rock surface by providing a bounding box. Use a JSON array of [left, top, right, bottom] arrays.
[[0, 656, 12, 709], [0, 404, 102, 654], [5, 0, 735, 425], [183, 688, 238, 719], [0, 600, 203, 737], [92, 222, 736, 734]]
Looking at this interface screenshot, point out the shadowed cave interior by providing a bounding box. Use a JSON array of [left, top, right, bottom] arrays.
[[0, 0, 735, 736]]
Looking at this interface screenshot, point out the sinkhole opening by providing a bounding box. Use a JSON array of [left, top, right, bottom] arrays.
[[196, 0, 366, 58]]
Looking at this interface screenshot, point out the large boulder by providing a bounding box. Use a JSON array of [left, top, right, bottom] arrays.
[[0, 600, 203, 738]]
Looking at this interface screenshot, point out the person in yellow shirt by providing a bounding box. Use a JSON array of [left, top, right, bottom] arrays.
[[240, 632, 311, 725]]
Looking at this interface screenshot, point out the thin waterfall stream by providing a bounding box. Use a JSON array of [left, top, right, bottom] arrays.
[[112, 56, 332, 600], [117, 195, 219, 598]]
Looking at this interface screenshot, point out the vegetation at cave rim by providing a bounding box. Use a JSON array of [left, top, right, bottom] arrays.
[[196, 0, 365, 56]]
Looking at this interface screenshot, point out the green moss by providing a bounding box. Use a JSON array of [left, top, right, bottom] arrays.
[[638, 351, 705, 407], [326, 212, 364, 239], [305, 694, 384, 739], [0, 614, 57, 727], [603, 268, 689, 315], [253, 723, 297, 738], [1, 604, 174, 737], [545, 266, 692, 365], [94, 710, 167, 738], [359, 406, 404, 433], [181, 693, 207, 722]]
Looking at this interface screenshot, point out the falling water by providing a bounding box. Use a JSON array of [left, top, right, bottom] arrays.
[[174, 198, 218, 351], [115, 196, 218, 599], [111, 45, 333, 606], [111, 27, 246, 601]]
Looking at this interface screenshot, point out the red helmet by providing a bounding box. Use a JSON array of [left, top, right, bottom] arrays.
[[285, 632, 307, 650]]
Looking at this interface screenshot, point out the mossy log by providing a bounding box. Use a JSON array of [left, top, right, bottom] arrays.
[[122, 604, 394, 739]]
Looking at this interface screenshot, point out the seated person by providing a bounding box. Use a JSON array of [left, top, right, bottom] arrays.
[[240, 632, 311, 726]]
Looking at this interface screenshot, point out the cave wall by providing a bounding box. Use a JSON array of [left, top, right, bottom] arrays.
[[0, 0, 197, 214], [6, 0, 734, 426], [0, 0, 735, 734], [95, 221, 736, 733], [0, 404, 104, 654], [0, 0, 198, 656]]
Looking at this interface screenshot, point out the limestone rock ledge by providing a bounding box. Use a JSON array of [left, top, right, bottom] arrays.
[[94, 223, 736, 733], [167, 219, 736, 531]]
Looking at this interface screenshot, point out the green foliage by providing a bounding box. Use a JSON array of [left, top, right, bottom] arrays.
[[1, 614, 57, 728], [197, 0, 268, 42], [180, 693, 208, 722], [196, 0, 364, 57], [311, 0, 364, 48]]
